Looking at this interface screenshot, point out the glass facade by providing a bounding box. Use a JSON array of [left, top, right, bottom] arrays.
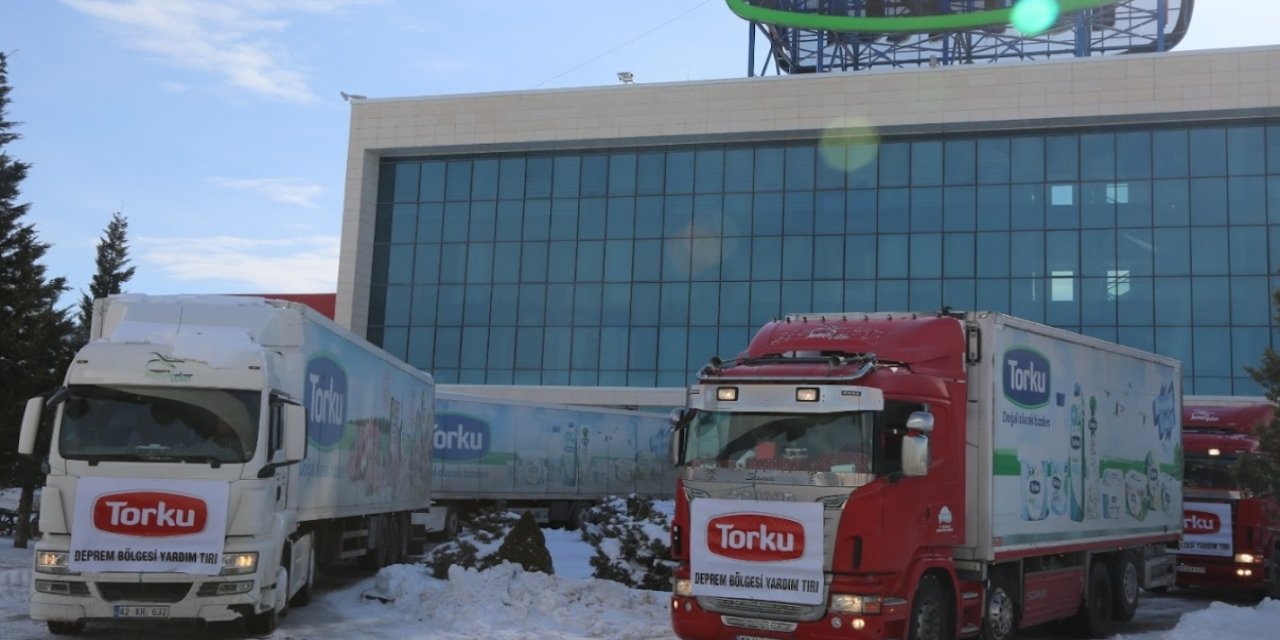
[[368, 121, 1280, 394]]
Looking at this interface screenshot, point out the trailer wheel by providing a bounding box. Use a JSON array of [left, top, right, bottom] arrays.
[[441, 508, 460, 540], [568, 501, 592, 531], [46, 620, 85, 636], [1072, 561, 1114, 639], [908, 574, 953, 640], [1112, 551, 1140, 622], [982, 570, 1019, 640]]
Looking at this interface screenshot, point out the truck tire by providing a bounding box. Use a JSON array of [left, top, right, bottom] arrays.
[[982, 570, 1019, 640], [442, 508, 460, 540], [1072, 561, 1114, 639], [1112, 551, 1140, 622], [568, 501, 592, 531], [46, 620, 85, 636], [246, 565, 288, 635], [908, 574, 954, 640]]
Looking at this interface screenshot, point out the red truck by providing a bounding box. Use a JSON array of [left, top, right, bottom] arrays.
[[668, 311, 1182, 640], [1175, 398, 1280, 598]]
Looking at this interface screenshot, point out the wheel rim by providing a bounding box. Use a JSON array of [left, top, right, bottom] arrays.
[[1123, 561, 1139, 606], [988, 588, 1015, 638], [915, 599, 942, 640]]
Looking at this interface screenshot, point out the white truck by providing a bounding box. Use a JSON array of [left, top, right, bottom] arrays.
[[18, 294, 434, 635], [421, 393, 675, 538]]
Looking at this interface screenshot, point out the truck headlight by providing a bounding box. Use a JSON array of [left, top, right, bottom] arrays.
[[830, 594, 881, 614], [673, 578, 693, 597], [221, 552, 259, 575], [35, 551, 70, 574], [1235, 553, 1262, 564]]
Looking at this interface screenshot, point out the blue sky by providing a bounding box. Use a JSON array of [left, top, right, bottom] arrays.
[[1, 0, 1276, 307]]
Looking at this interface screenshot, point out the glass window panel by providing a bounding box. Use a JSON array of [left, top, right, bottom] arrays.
[[844, 281, 875, 311], [947, 232, 972, 277], [578, 198, 605, 240], [1080, 229, 1115, 277], [469, 201, 496, 242], [751, 237, 782, 280], [601, 283, 631, 327], [1081, 327, 1117, 342], [1117, 276, 1153, 325], [1010, 137, 1044, 183], [688, 282, 719, 326], [1080, 183, 1113, 229], [666, 195, 694, 237], [485, 326, 515, 370], [1189, 228, 1227, 275], [909, 280, 942, 310], [1046, 135, 1079, 181], [1232, 327, 1270, 378], [944, 139, 976, 185], [877, 280, 908, 310], [879, 188, 910, 233], [1190, 178, 1227, 226], [629, 327, 658, 370], [547, 240, 576, 282], [413, 244, 440, 283], [1009, 278, 1044, 323], [661, 283, 689, 325], [549, 199, 578, 240], [1192, 277, 1230, 324], [1152, 130, 1188, 178], [519, 241, 548, 282], [552, 156, 580, 198], [442, 202, 469, 242], [384, 285, 411, 326], [1231, 276, 1270, 326], [942, 279, 975, 310], [943, 187, 976, 231], [719, 283, 750, 326], [492, 201, 522, 242], [436, 285, 464, 325], [1046, 274, 1079, 326], [911, 141, 942, 186], [1117, 327, 1154, 352], [723, 193, 752, 236], [847, 141, 878, 189], [637, 152, 665, 195], [1229, 176, 1266, 224], [750, 281, 781, 327], [490, 284, 517, 325], [911, 187, 943, 231], [1189, 129, 1227, 177], [607, 153, 636, 196], [575, 240, 603, 282], [1157, 277, 1192, 325], [910, 234, 942, 279], [1011, 184, 1044, 230], [410, 284, 437, 325], [543, 327, 572, 368], [815, 191, 845, 234], [1116, 180, 1152, 228], [522, 199, 551, 241], [432, 327, 461, 368], [437, 244, 466, 283], [389, 203, 416, 242], [1116, 132, 1151, 179], [1155, 326, 1192, 371], [815, 143, 846, 190], [373, 204, 392, 243], [1227, 126, 1265, 176], [813, 281, 843, 311], [755, 146, 785, 192], [664, 237, 692, 281], [1081, 133, 1116, 181], [1229, 227, 1267, 275], [977, 138, 1010, 184], [604, 197, 635, 239], [1046, 230, 1078, 275], [497, 157, 526, 200], [465, 243, 493, 283], [695, 149, 724, 193], [1193, 327, 1231, 377], [976, 279, 1010, 314], [580, 156, 608, 198], [721, 237, 751, 281], [463, 285, 491, 326], [386, 162, 418, 203], [879, 142, 910, 187], [444, 161, 471, 201], [524, 157, 552, 198], [1081, 278, 1117, 326], [878, 235, 909, 278], [546, 285, 574, 326], [783, 191, 814, 234], [658, 327, 689, 371], [813, 235, 843, 279], [781, 281, 812, 316], [573, 285, 602, 326], [471, 159, 498, 200], [846, 190, 877, 233], [1152, 179, 1189, 226], [604, 239, 632, 283], [976, 186, 1010, 230], [1152, 228, 1189, 275], [785, 145, 815, 190], [724, 147, 754, 192], [783, 236, 813, 280], [691, 237, 721, 282], [599, 326, 629, 367], [1117, 230, 1153, 277], [514, 327, 543, 368], [1270, 176, 1280, 224], [845, 235, 877, 279], [634, 196, 663, 238], [1270, 126, 1280, 174], [1046, 184, 1079, 229], [406, 327, 435, 369], [416, 161, 445, 202], [976, 233, 1010, 278], [1010, 231, 1044, 278], [751, 192, 784, 236], [630, 283, 659, 325]]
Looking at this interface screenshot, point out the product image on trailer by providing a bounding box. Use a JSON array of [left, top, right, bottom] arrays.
[[667, 310, 1181, 640], [1174, 397, 1280, 599], [18, 294, 434, 635]]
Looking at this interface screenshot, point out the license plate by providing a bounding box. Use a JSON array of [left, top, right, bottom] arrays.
[[1177, 564, 1206, 574], [736, 636, 783, 640], [114, 605, 169, 618]]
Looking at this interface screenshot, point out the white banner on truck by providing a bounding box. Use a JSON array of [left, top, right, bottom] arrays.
[[69, 477, 229, 575], [689, 499, 824, 605], [1180, 501, 1233, 557]]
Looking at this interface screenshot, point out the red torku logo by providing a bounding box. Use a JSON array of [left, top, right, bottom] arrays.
[[1184, 510, 1221, 534], [706, 514, 805, 561], [92, 491, 207, 537]]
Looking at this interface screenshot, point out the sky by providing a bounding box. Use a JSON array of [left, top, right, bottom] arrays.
[[2, 0, 1279, 309]]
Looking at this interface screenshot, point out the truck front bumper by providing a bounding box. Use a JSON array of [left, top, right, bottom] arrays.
[[670, 595, 906, 640], [1175, 557, 1265, 591], [30, 574, 275, 625]]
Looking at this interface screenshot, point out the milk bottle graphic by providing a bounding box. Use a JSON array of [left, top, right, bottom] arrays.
[[1084, 395, 1100, 520], [1020, 457, 1049, 521], [1068, 384, 1085, 522]]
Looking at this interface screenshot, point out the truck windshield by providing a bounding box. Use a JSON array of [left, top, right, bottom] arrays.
[[684, 410, 876, 473], [58, 385, 260, 464], [1184, 454, 1239, 490]]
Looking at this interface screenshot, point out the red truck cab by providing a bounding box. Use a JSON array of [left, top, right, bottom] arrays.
[[1176, 399, 1280, 598]]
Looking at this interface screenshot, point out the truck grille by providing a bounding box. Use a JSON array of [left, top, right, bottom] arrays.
[[703, 597, 821, 620], [96, 582, 193, 603]]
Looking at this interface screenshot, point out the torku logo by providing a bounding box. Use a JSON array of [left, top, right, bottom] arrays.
[[433, 413, 491, 461], [1184, 510, 1220, 534], [93, 491, 207, 537], [706, 514, 805, 561], [1003, 347, 1051, 409], [306, 356, 349, 448]]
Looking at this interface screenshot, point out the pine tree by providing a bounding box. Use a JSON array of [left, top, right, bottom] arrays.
[[1240, 286, 1280, 504], [0, 51, 77, 547], [74, 212, 135, 345]]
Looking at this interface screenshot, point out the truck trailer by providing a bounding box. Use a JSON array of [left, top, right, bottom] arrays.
[[421, 393, 675, 538], [1175, 397, 1279, 598], [667, 310, 1182, 640], [18, 294, 435, 635]]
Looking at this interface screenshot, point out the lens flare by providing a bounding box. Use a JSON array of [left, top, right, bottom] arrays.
[[819, 117, 881, 176], [1011, 0, 1061, 36]]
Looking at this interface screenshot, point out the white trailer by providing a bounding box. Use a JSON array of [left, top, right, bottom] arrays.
[[18, 294, 434, 635]]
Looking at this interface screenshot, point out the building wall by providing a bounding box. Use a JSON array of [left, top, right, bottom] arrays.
[[339, 45, 1280, 393]]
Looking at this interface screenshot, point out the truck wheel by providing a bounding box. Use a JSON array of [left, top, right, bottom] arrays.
[[568, 501, 592, 531], [908, 574, 954, 640], [246, 565, 288, 634], [983, 571, 1019, 640], [1072, 561, 1114, 639], [1112, 552, 1140, 622], [442, 509, 460, 540], [46, 620, 85, 636]]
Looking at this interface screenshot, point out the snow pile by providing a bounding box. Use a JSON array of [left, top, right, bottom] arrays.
[[581, 497, 675, 590], [1143, 598, 1280, 640]]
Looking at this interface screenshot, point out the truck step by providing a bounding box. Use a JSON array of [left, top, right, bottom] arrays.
[[961, 591, 981, 601], [960, 623, 980, 635]]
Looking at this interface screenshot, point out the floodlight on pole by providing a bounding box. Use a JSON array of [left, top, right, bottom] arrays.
[[616, 71, 634, 84]]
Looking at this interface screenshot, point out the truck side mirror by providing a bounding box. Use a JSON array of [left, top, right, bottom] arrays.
[[283, 404, 308, 463], [901, 411, 934, 477], [667, 409, 692, 466], [18, 397, 43, 456]]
